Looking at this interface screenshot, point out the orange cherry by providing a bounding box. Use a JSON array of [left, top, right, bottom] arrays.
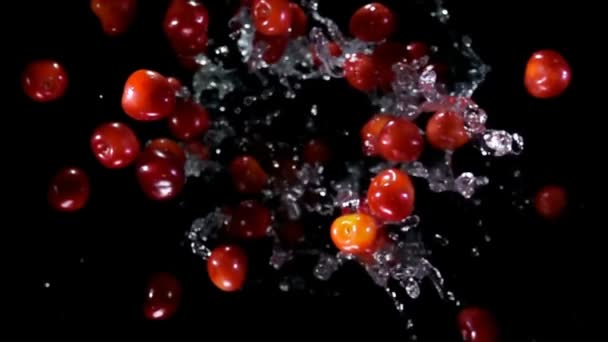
[[207, 245, 248, 292], [426, 111, 470, 151], [330, 213, 378, 253], [303, 138, 331, 165]]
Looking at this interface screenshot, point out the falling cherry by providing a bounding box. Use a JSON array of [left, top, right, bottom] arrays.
[[135, 148, 185, 201], [288, 2, 307, 38], [48, 167, 90, 212], [458, 306, 499, 342], [143, 272, 182, 320], [146, 138, 187, 167], [524, 49, 571, 99], [229, 155, 269, 193], [349, 3, 396, 42], [91, 0, 137, 36], [90, 122, 140, 169], [251, 0, 292, 36], [121, 69, 176, 121], [344, 53, 378, 92], [168, 99, 211, 141], [207, 245, 248, 292], [225, 200, 272, 239], [534, 185, 567, 220], [303, 138, 331, 165], [361, 114, 392, 156], [163, 0, 209, 57], [377, 117, 424, 162], [367, 168, 415, 222], [22, 60, 68, 102]]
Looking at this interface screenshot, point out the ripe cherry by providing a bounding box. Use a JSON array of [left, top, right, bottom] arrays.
[[377, 117, 424, 162], [226, 200, 272, 239], [288, 2, 307, 38], [276, 221, 304, 246], [91, 0, 137, 36], [367, 168, 415, 222], [406, 41, 429, 60], [426, 111, 470, 151], [251, 0, 292, 36], [524, 49, 571, 99], [344, 53, 378, 92], [143, 272, 181, 320], [136, 148, 185, 201], [122, 70, 176, 121], [22, 60, 68, 102], [163, 0, 209, 57], [458, 307, 499, 342], [330, 213, 378, 253], [312, 41, 342, 66], [534, 185, 567, 220], [185, 141, 210, 160], [361, 114, 392, 156], [48, 167, 90, 212], [146, 138, 186, 167], [207, 245, 248, 292], [349, 3, 395, 42], [91, 122, 140, 169], [372, 42, 407, 91], [303, 139, 331, 165], [254, 33, 289, 64], [168, 99, 211, 141], [230, 155, 268, 193], [167, 77, 183, 94]]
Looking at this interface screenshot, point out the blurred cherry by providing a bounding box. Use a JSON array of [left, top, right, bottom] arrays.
[[143, 272, 181, 320], [344, 53, 378, 92], [367, 168, 415, 222], [377, 117, 424, 162], [303, 138, 331, 165], [251, 0, 292, 36], [254, 33, 289, 64], [91, 0, 137, 36], [524, 49, 571, 99], [349, 3, 395, 42], [230, 155, 268, 193], [122, 70, 176, 121], [276, 221, 304, 246], [185, 141, 210, 160], [91, 122, 140, 169], [167, 77, 183, 94], [288, 2, 307, 37], [458, 307, 499, 342], [426, 111, 469, 151], [372, 41, 407, 90], [146, 138, 186, 167], [163, 0, 209, 57], [207, 245, 248, 292], [226, 200, 272, 239], [136, 148, 185, 201], [168, 99, 211, 141], [535, 185, 567, 220], [406, 41, 429, 60], [361, 114, 392, 156], [312, 41, 342, 66], [22, 60, 68, 102], [48, 167, 90, 212]]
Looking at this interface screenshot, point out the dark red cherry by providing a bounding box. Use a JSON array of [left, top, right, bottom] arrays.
[[121, 69, 176, 121], [377, 117, 424, 162], [458, 307, 499, 342], [226, 200, 272, 239], [288, 2, 307, 37], [349, 3, 395, 42], [254, 33, 289, 64], [251, 0, 292, 36], [185, 141, 210, 160], [372, 41, 407, 90], [146, 138, 186, 167], [229, 155, 268, 193], [207, 245, 248, 292], [344, 53, 378, 92], [361, 114, 392, 156], [163, 0, 209, 57], [136, 148, 185, 201], [91, 0, 137, 36], [312, 41, 342, 66], [406, 41, 429, 60], [167, 77, 183, 94], [143, 272, 182, 320], [91, 122, 140, 169], [367, 168, 415, 222], [168, 99, 211, 141], [534, 185, 567, 220], [22, 60, 68, 102], [303, 138, 331, 165], [48, 167, 90, 212]]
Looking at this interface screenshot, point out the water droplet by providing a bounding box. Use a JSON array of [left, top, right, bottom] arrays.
[[434, 233, 449, 246], [43, 282, 51, 288], [98, 94, 104, 99], [471, 247, 480, 257], [484, 234, 492, 242], [279, 281, 290, 292], [79, 257, 85, 264], [219, 106, 226, 112], [513, 170, 521, 178], [234, 107, 242, 114]]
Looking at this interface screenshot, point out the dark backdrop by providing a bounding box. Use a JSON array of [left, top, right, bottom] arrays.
[[10, 0, 596, 339]]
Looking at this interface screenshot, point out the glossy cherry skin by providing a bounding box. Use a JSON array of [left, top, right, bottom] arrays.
[[226, 200, 272, 239], [207, 245, 248, 292], [406, 41, 429, 60], [378, 118, 424, 162], [122, 70, 176, 121], [185, 141, 210, 160], [136, 148, 185, 201], [164, 0, 209, 56], [524, 49, 571, 99], [91, 122, 140, 169], [458, 307, 499, 342], [230, 155, 268, 193], [344, 53, 378, 92], [167, 77, 183, 94], [349, 3, 395, 42], [143, 272, 181, 320], [22, 60, 68, 102], [251, 0, 292, 36], [361, 114, 392, 156], [331, 213, 378, 253], [426, 111, 469, 151], [367, 168, 415, 222], [303, 139, 331, 165], [372, 42, 407, 91], [168, 99, 211, 141], [289, 2, 307, 37], [534, 185, 567, 220], [146, 138, 186, 167], [254, 33, 289, 64], [91, 0, 137, 36], [48, 167, 90, 212]]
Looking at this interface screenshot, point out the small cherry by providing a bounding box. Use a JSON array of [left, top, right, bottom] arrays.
[[349, 3, 396, 42], [372, 41, 407, 90], [524, 49, 571, 99], [288, 2, 307, 38], [91, 0, 137, 36], [251, 0, 292, 36], [163, 0, 209, 57], [406, 41, 429, 60], [377, 117, 424, 162], [344, 53, 378, 92], [303, 138, 331, 165], [122, 69, 176, 121], [207, 245, 248, 292], [254, 33, 289, 64], [91, 122, 140, 169], [331, 213, 378, 253], [143, 272, 181, 320], [458, 306, 499, 342], [185, 141, 210, 160], [426, 111, 469, 151], [22, 60, 68, 102], [226, 200, 272, 239], [361, 114, 392, 156], [229, 155, 268, 193], [168, 99, 211, 141], [534, 185, 567, 220], [146, 138, 186, 167], [367, 168, 415, 222], [48, 167, 90, 212], [136, 148, 185, 201]]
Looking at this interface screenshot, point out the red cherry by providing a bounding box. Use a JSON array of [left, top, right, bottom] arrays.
[[143, 272, 181, 320], [226, 200, 272, 239], [91, 0, 137, 36], [344, 53, 378, 92], [251, 0, 292, 36], [185, 141, 210, 160], [167, 77, 183, 94], [372, 42, 407, 90], [136, 148, 185, 201], [254, 33, 289, 64], [331, 213, 378, 253], [22, 60, 68, 102], [524, 49, 571, 99], [168, 99, 211, 141], [406, 41, 429, 60], [271, 158, 299, 184], [426, 111, 469, 151], [377, 118, 424, 162], [361, 114, 392, 156], [288, 3, 307, 38], [367, 168, 415, 222], [349, 3, 395, 42], [163, 0, 209, 57], [534, 185, 567, 220], [207, 245, 248, 292], [122, 70, 176, 121], [146, 138, 186, 167], [48, 167, 90, 212], [458, 307, 499, 342], [177, 54, 200, 71], [90, 122, 140, 169], [312, 41, 342, 66], [276, 221, 304, 246], [303, 139, 331, 165], [230, 155, 268, 193]]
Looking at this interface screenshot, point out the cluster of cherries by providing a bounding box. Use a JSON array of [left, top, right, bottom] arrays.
[[28, 0, 571, 338]]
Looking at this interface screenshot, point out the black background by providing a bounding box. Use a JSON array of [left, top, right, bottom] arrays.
[[10, 0, 597, 339]]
